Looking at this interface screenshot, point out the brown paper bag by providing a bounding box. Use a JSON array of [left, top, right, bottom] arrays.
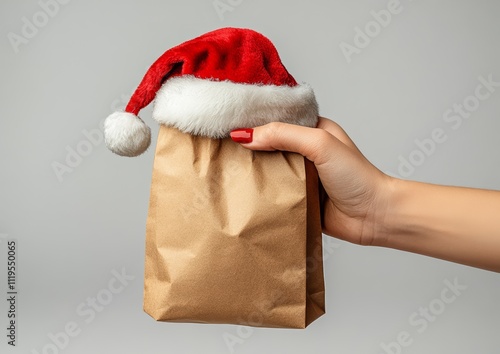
[[143, 126, 325, 328]]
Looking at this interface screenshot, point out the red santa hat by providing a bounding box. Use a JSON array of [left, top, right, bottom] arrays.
[[104, 27, 319, 157]]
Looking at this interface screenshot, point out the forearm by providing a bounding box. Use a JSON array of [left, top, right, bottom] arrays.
[[378, 179, 500, 272]]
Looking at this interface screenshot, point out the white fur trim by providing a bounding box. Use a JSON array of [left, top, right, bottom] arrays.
[[104, 111, 151, 157], [152, 76, 319, 138]]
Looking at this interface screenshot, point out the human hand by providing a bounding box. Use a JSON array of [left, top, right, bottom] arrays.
[[231, 118, 500, 272]]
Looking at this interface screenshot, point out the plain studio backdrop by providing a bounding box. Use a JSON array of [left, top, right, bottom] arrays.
[[1, 0, 499, 353]]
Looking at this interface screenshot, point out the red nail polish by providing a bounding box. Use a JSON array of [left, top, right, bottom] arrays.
[[230, 128, 253, 144]]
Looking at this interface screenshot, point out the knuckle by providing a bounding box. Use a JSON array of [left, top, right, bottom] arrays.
[[309, 129, 334, 163], [315, 129, 333, 145], [265, 121, 284, 140]]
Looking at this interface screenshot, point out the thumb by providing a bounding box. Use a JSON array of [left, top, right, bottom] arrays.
[[230, 122, 342, 166]]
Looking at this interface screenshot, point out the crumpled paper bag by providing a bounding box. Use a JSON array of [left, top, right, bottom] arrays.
[[143, 126, 325, 328]]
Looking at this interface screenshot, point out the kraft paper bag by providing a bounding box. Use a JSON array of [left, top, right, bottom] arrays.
[[143, 126, 325, 328]]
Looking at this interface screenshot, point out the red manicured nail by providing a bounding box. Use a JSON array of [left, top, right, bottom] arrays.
[[230, 128, 253, 144]]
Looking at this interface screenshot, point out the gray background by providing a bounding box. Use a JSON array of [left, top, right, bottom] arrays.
[[1, 0, 499, 353]]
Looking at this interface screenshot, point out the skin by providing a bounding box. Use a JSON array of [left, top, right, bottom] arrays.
[[232, 117, 500, 273]]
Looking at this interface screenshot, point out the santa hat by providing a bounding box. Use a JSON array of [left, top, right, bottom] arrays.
[[104, 27, 319, 157]]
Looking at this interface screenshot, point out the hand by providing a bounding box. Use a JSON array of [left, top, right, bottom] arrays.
[[231, 117, 500, 272], [230, 117, 393, 246]]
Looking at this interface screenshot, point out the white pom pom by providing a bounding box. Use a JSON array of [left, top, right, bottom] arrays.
[[104, 112, 151, 157]]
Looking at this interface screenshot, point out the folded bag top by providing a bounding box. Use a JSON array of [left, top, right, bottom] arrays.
[[103, 28, 325, 329]]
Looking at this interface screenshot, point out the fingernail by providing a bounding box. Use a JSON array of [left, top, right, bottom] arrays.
[[230, 128, 253, 144]]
